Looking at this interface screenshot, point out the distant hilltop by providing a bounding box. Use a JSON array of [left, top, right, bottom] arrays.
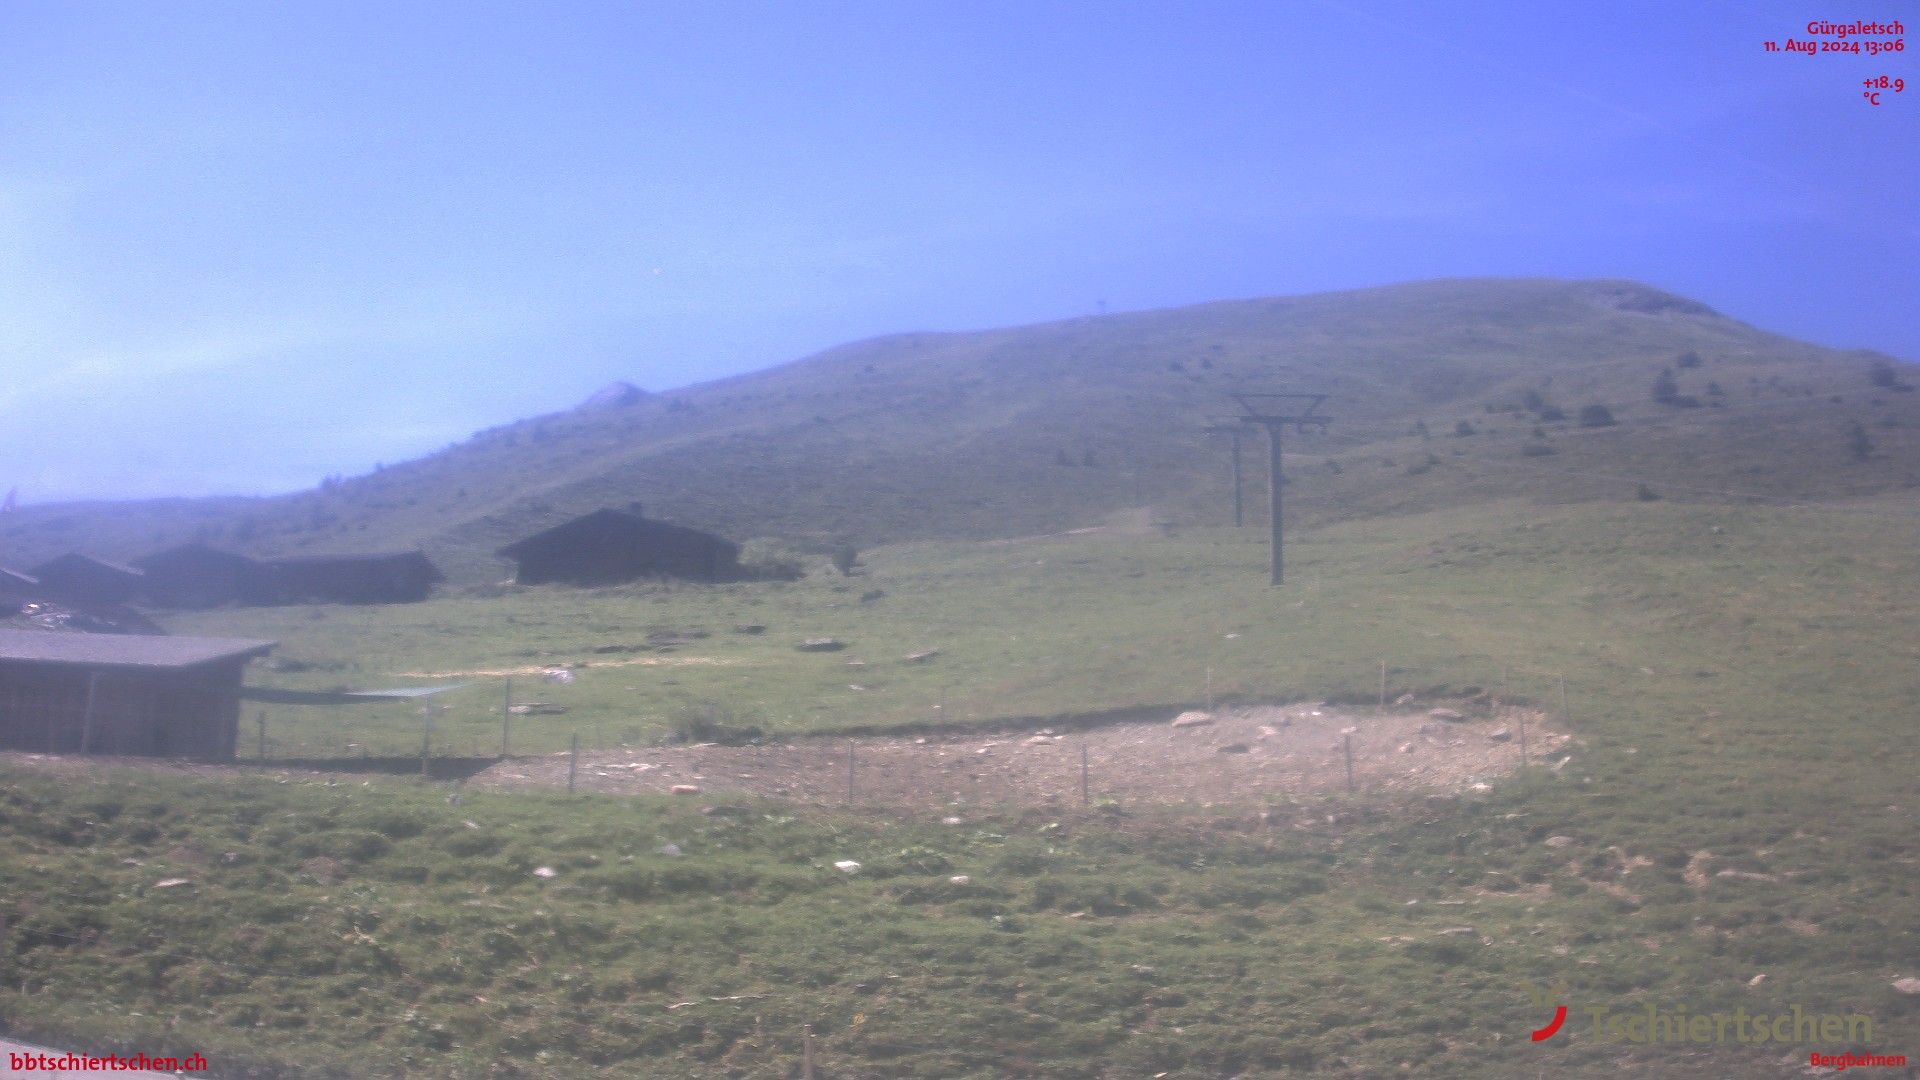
[[0, 277, 1912, 583], [578, 382, 650, 410]]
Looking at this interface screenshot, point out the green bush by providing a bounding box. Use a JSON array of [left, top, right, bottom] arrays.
[[737, 538, 806, 581]]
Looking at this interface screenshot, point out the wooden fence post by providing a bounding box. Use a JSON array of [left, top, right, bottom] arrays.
[[501, 677, 512, 758], [80, 672, 99, 755]]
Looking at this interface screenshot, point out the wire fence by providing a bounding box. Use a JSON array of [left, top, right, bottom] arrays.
[[223, 658, 1580, 816], [0, 657, 1593, 1077]]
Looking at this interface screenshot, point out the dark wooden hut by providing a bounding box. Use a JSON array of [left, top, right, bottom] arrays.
[[28, 553, 146, 605], [132, 545, 269, 609], [497, 507, 741, 585], [259, 551, 443, 604], [0, 629, 275, 758]]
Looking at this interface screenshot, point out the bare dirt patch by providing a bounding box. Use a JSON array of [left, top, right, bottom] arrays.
[[466, 703, 1569, 808], [0, 703, 1569, 813]]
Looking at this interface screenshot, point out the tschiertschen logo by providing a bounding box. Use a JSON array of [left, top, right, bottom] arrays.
[[1519, 981, 1569, 1042], [1517, 981, 1898, 1055]]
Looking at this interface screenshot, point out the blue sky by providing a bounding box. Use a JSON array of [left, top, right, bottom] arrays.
[[3, 1, 1914, 502]]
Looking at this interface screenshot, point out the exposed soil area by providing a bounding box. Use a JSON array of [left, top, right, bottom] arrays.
[[466, 702, 1570, 808], [0, 703, 1569, 812]]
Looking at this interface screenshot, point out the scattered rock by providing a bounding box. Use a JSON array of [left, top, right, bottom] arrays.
[[1171, 711, 1214, 728], [508, 702, 566, 715], [656, 843, 682, 857], [1713, 869, 1779, 883], [834, 860, 862, 874], [300, 856, 344, 884], [948, 875, 971, 885], [1486, 728, 1513, 743], [670, 784, 702, 795], [1428, 708, 1467, 722], [904, 649, 941, 663], [1258, 725, 1281, 739], [797, 638, 846, 652], [1748, 974, 1767, 986], [1025, 735, 1060, 746], [1893, 977, 1920, 995], [941, 816, 964, 825], [1395, 693, 1416, 706], [733, 623, 767, 634], [533, 866, 557, 879], [152, 878, 191, 889], [1434, 926, 1477, 936], [1216, 743, 1250, 754], [1683, 851, 1714, 889], [1398, 742, 1415, 754], [542, 667, 576, 684], [1543, 835, 1575, 848]]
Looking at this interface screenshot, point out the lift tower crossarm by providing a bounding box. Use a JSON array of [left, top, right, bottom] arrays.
[[1225, 393, 1335, 586]]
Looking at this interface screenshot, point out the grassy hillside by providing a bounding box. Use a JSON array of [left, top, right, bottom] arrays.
[[5, 278, 1915, 583], [2, 494, 1915, 1077]]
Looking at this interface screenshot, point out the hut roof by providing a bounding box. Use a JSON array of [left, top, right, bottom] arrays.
[[497, 508, 734, 558], [0, 629, 275, 670], [133, 544, 259, 568], [31, 553, 145, 579], [263, 550, 441, 572]]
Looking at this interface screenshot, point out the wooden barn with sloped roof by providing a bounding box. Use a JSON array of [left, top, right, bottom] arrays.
[[28, 553, 146, 606], [259, 551, 443, 604], [497, 507, 741, 586], [0, 629, 275, 758], [131, 545, 270, 609]]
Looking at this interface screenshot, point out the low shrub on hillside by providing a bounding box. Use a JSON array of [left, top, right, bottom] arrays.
[[738, 538, 807, 581]]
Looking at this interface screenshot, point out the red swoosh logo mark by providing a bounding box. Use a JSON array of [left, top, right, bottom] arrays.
[[1531, 1005, 1567, 1042]]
